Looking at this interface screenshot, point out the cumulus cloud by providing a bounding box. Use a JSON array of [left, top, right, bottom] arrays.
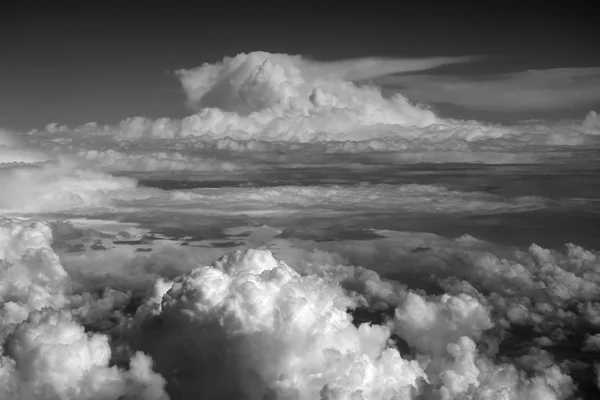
[[1, 49, 599, 399], [170, 51, 441, 141], [0, 215, 586, 399], [129, 248, 427, 399], [377, 67, 600, 112], [583, 111, 600, 131], [2, 310, 168, 400], [126, 247, 578, 399], [0, 218, 68, 327], [0, 218, 168, 400], [13, 52, 596, 171]]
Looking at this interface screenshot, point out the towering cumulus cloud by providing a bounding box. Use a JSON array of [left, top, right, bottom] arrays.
[[20, 51, 600, 165], [175, 51, 437, 140], [1, 51, 600, 399], [131, 248, 426, 399]]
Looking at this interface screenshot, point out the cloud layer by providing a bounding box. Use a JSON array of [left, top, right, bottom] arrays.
[[13, 52, 597, 178], [3, 216, 594, 399], [1, 50, 600, 399], [378, 67, 600, 113]]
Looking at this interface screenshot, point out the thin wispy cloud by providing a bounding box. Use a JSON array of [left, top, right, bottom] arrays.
[[377, 67, 600, 112], [305, 55, 481, 81]]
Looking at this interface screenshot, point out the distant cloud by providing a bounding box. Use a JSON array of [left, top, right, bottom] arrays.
[[11, 52, 600, 178], [377, 67, 600, 112], [4, 49, 600, 400], [306, 55, 480, 81]]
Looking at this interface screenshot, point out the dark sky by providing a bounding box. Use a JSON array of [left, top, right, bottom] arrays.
[[1, 3, 598, 130]]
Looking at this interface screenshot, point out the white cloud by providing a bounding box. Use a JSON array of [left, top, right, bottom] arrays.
[[2, 310, 168, 400], [583, 111, 600, 131], [7, 52, 594, 179], [78, 149, 244, 173], [0, 218, 68, 327], [129, 248, 426, 399], [0, 50, 598, 399], [81, 183, 553, 219], [0, 218, 168, 400], [377, 67, 600, 112], [306, 55, 479, 82], [394, 292, 492, 357], [0, 214, 591, 399], [0, 158, 151, 214]]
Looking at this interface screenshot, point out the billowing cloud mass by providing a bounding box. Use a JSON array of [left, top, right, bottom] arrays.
[[1, 51, 600, 399], [1, 216, 591, 399], [6, 51, 593, 192], [0, 218, 169, 400]]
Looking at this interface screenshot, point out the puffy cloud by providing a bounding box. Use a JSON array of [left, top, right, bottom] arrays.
[[12, 52, 597, 177], [583, 111, 600, 133], [176, 53, 477, 116], [0, 217, 168, 399], [0, 214, 590, 399], [124, 246, 580, 399], [0, 218, 68, 328], [1, 49, 597, 399], [2, 310, 168, 400], [172, 51, 437, 141], [394, 292, 492, 357], [130, 248, 427, 399]]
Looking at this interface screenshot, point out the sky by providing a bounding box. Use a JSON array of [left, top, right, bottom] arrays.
[[2, 4, 600, 130], [2, 4, 600, 400]]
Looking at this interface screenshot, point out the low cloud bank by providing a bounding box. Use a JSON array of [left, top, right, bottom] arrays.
[[1, 217, 588, 399]]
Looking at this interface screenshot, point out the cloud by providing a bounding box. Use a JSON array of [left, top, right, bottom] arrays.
[[127, 247, 575, 399], [0, 218, 169, 400], [78, 149, 244, 173], [583, 111, 600, 130], [12, 65, 595, 171], [304, 55, 479, 82], [2, 310, 168, 400], [0, 129, 52, 166], [0, 158, 151, 214], [7, 52, 594, 166], [1, 50, 599, 398], [583, 334, 600, 352], [0, 212, 593, 399], [113, 183, 552, 217], [173, 51, 438, 138], [377, 67, 600, 112]]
